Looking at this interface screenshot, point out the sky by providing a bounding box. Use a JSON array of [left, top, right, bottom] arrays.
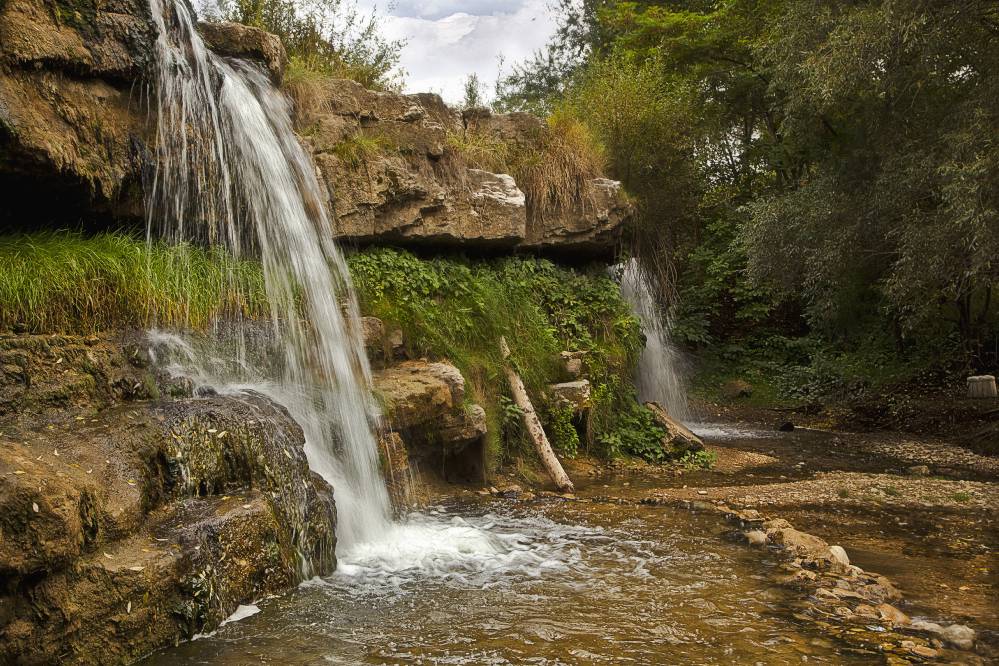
[[355, 0, 557, 104]]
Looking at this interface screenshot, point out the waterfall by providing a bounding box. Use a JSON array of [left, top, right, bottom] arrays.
[[619, 259, 690, 422], [145, 0, 392, 563]]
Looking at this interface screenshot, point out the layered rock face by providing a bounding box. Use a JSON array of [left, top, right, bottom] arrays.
[[0, 0, 156, 226], [304, 80, 630, 258], [0, 333, 337, 663], [0, 5, 629, 255]]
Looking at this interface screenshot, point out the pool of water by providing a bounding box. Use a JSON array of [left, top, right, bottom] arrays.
[[145, 498, 865, 665]]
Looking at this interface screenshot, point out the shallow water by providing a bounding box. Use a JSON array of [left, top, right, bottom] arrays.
[[146, 499, 865, 665]]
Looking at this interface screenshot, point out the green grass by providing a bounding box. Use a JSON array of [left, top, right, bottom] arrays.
[[0, 232, 267, 333], [332, 132, 395, 168]]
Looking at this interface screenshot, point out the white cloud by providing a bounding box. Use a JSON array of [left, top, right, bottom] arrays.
[[359, 0, 556, 104]]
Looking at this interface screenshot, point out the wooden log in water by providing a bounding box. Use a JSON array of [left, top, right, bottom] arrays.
[[500, 336, 574, 493], [967, 375, 998, 399]]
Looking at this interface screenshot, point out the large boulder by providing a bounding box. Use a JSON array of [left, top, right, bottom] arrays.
[[198, 20, 288, 84], [0, 393, 336, 663], [373, 360, 488, 484]]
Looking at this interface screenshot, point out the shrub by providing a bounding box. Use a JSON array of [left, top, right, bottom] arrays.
[[207, 0, 404, 91]]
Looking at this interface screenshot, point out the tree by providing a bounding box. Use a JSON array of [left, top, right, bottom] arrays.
[[461, 73, 484, 109]]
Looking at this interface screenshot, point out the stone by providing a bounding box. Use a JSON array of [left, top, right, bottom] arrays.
[[645, 402, 704, 454], [744, 530, 767, 547], [777, 421, 795, 432], [828, 545, 850, 566], [439, 404, 488, 446], [966, 375, 997, 398], [906, 465, 931, 476], [766, 527, 830, 558], [362, 316, 387, 359], [0, 394, 336, 662], [549, 380, 592, 412], [561, 351, 587, 379], [876, 603, 910, 626], [940, 624, 976, 650], [911, 645, 938, 658], [373, 361, 465, 430], [308, 80, 629, 258], [198, 21, 288, 84]]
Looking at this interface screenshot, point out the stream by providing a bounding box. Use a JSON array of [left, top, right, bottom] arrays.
[[145, 498, 865, 665]]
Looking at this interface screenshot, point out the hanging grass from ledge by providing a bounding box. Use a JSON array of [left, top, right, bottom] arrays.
[[0, 232, 268, 334]]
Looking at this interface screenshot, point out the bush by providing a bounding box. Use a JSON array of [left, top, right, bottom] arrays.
[[207, 0, 405, 91]]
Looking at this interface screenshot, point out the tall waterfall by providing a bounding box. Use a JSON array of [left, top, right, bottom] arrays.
[[619, 259, 690, 422], [145, 0, 391, 560]]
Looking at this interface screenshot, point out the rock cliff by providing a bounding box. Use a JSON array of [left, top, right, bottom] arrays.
[[0, 4, 629, 256]]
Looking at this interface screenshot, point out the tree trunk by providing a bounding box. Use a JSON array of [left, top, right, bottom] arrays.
[[500, 337, 574, 493]]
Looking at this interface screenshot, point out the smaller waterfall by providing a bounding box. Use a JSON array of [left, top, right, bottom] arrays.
[[619, 259, 690, 422]]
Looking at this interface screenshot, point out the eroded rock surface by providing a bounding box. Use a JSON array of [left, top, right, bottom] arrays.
[[373, 360, 488, 486], [0, 334, 336, 664], [301, 81, 629, 257]]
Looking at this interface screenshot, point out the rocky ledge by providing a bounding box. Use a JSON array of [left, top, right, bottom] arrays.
[[0, 3, 629, 257], [0, 334, 336, 664]]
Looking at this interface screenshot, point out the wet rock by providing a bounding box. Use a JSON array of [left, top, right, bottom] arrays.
[[876, 603, 910, 626], [778, 421, 795, 432], [198, 21, 288, 84], [0, 394, 336, 663]]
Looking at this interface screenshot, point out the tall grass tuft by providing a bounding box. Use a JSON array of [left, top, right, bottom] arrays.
[[282, 57, 334, 125], [0, 232, 268, 333], [511, 109, 606, 223]]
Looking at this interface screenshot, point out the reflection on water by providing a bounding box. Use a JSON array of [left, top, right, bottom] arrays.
[[146, 499, 864, 665]]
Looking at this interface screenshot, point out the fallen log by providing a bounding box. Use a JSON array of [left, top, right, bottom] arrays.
[[500, 337, 574, 493]]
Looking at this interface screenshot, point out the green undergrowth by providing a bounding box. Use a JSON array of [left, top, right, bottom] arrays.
[[0, 232, 267, 333], [347, 247, 667, 468], [0, 233, 673, 468]]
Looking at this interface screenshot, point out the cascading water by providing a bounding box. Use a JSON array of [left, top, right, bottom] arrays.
[[619, 259, 690, 422], [145, 0, 391, 561], [144, 0, 524, 580]]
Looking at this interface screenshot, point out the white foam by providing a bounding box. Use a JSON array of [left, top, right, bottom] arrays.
[[220, 604, 260, 626]]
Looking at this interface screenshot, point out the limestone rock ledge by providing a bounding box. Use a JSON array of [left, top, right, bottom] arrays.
[[0, 335, 336, 664], [0, 5, 629, 257], [308, 80, 630, 258], [374, 360, 488, 491]]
